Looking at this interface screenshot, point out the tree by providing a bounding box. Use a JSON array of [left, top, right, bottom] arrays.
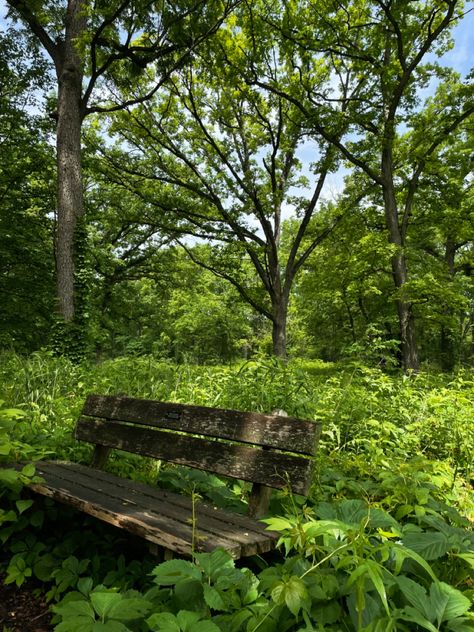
[[0, 29, 56, 351], [254, 0, 473, 370], [97, 12, 358, 357], [403, 108, 474, 369], [5, 0, 237, 342]]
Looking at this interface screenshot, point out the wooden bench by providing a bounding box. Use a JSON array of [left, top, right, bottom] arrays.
[[27, 394, 320, 559]]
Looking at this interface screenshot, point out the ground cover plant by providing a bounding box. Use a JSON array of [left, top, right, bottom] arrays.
[[0, 352, 473, 631]]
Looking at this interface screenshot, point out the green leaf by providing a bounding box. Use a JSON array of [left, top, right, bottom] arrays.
[[402, 531, 451, 561], [272, 576, 308, 616], [173, 577, 204, 610], [455, 553, 474, 569], [21, 463, 35, 477], [176, 610, 202, 631], [194, 548, 234, 580], [399, 606, 439, 632], [90, 592, 122, 618], [107, 597, 152, 622], [0, 408, 25, 420], [146, 612, 180, 632], [151, 559, 202, 585], [392, 544, 437, 580], [193, 621, 222, 632], [0, 468, 20, 486], [303, 519, 350, 539], [430, 582, 471, 624], [446, 618, 474, 632], [16, 499, 33, 514], [396, 576, 431, 620], [365, 560, 389, 615], [203, 585, 226, 611], [261, 516, 294, 531], [91, 622, 130, 631], [77, 577, 94, 596], [53, 599, 96, 620], [55, 616, 95, 632], [33, 554, 57, 582]]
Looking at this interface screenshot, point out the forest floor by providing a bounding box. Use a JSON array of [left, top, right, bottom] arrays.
[[0, 575, 52, 632]]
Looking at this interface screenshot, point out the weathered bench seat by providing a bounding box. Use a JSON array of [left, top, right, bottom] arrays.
[[25, 395, 320, 559]]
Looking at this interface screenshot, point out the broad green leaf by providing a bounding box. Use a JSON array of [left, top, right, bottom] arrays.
[[285, 576, 309, 616], [446, 618, 474, 632], [33, 553, 57, 582], [0, 468, 20, 485], [303, 519, 350, 539], [176, 610, 202, 630], [77, 577, 94, 596], [53, 599, 95, 620], [90, 592, 122, 618], [194, 548, 234, 579], [402, 531, 451, 561], [107, 597, 152, 621], [91, 622, 130, 631], [430, 582, 471, 624], [261, 517, 294, 531], [346, 590, 383, 629], [272, 576, 308, 616], [314, 499, 397, 529], [173, 577, 204, 610], [55, 616, 95, 632], [152, 559, 202, 585], [194, 621, 222, 632], [396, 576, 431, 620], [226, 608, 252, 631], [203, 585, 226, 611], [399, 607, 438, 632], [146, 612, 180, 632], [392, 544, 437, 580]]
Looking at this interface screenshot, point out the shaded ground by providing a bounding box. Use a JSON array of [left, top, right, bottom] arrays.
[[0, 576, 52, 632]]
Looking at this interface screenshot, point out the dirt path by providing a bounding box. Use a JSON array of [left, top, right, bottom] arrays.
[[0, 576, 52, 632]]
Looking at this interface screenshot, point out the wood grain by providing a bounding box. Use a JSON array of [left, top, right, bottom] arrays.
[[75, 418, 314, 494], [83, 395, 320, 455], [29, 462, 279, 558]]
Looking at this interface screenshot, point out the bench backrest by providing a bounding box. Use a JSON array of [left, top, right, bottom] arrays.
[[76, 394, 320, 497]]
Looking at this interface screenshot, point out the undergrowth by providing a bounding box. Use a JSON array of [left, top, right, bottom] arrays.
[[0, 351, 473, 631]]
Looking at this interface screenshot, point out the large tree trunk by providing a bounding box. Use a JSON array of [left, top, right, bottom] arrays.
[[381, 147, 420, 372], [54, 0, 87, 322]]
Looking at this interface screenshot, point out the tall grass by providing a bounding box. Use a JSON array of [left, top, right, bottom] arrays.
[[0, 351, 473, 482]]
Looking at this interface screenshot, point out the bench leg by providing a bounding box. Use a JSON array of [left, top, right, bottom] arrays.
[[148, 543, 174, 561]]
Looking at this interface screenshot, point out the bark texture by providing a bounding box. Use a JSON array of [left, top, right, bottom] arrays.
[[381, 141, 420, 372], [54, 0, 87, 322]]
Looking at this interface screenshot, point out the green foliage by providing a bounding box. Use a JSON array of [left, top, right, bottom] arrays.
[[1, 355, 473, 631], [50, 510, 474, 631], [0, 401, 45, 572], [0, 30, 56, 353]]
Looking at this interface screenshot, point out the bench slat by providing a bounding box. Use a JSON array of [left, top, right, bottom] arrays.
[[32, 462, 276, 558], [75, 418, 314, 494], [83, 395, 318, 455], [47, 462, 276, 556]]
